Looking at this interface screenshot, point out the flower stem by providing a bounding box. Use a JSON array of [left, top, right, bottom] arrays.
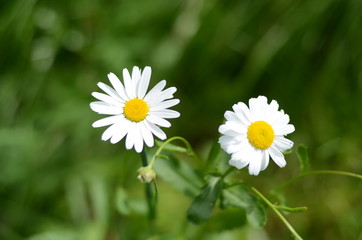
[[221, 166, 234, 179], [251, 187, 303, 240], [148, 136, 201, 168], [140, 149, 156, 220], [274, 170, 362, 193]]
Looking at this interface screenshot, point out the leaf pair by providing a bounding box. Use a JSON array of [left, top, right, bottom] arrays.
[[187, 177, 266, 227], [187, 176, 224, 224]]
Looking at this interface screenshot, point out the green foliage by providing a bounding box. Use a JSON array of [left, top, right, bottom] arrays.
[[154, 155, 204, 197], [222, 185, 266, 227], [115, 187, 147, 215], [205, 140, 222, 172], [187, 176, 224, 224], [1, 0, 362, 239]]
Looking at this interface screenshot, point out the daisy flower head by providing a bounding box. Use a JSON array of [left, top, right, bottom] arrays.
[[218, 96, 295, 176], [90, 66, 180, 153]]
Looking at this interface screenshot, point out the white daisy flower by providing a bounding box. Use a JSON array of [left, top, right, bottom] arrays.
[[90, 66, 180, 153], [218, 96, 295, 176]]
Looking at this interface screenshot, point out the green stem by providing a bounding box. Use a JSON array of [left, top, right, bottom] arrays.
[[274, 170, 362, 193], [140, 149, 156, 220], [274, 205, 308, 213], [251, 187, 303, 240], [140, 148, 149, 167], [221, 166, 234, 179], [148, 136, 201, 168]]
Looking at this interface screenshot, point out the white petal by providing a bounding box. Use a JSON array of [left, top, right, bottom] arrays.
[[90, 102, 122, 115], [97, 82, 123, 101], [232, 102, 252, 125], [269, 146, 286, 168], [260, 150, 270, 171], [152, 109, 180, 119], [107, 73, 129, 100], [92, 92, 120, 105], [219, 135, 236, 144], [219, 128, 243, 137], [273, 136, 294, 152], [219, 135, 239, 149], [144, 80, 167, 102], [219, 123, 233, 135], [150, 99, 180, 111], [110, 122, 129, 144], [101, 124, 117, 141], [123, 68, 135, 99], [231, 143, 253, 161], [220, 133, 244, 144], [146, 115, 171, 128], [224, 111, 241, 124], [269, 100, 279, 112], [229, 158, 249, 169], [218, 123, 228, 134], [274, 124, 295, 135], [148, 87, 177, 106], [226, 142, 242, 153], [133, 124, 144, 153], [226, 139, 249, 153], [264, 109, 282, 125], [140, 122, 154, 147], [218, 121, 246, 135], [248, 149, 263, 175], [271, 113, 290, 127], [249, 96, 268, 120], [132, 66, 141, 88], [92, 115, 122, 128], [125, 124, 135, 150], [137, 66, 151, 99], [144, 120, 166, 140]]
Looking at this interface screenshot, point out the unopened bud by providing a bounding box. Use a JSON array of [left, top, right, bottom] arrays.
[[137, 167, 156, 183]]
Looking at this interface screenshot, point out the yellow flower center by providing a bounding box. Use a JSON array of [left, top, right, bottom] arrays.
[[247, 121, 275, 150], [124, 98, 149, 122]]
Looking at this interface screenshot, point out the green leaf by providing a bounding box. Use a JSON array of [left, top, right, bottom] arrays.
[[156, 140, 188, 153], [222, 185, 266, 227], [115, 187, 131, 215], [246, 200, 266, 227], [205, 208, 247, 231], [187, 176, 224, 224], [222, 184, 254, 210], [297, 145, 309, 175], [115, 187, 147, 215], [154, 154, 204, 197], [204, 140, 222, 172]]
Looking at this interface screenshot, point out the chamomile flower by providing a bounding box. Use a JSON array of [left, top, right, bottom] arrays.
[[90, 66, 180, 153], [218, 96, 295, 176]]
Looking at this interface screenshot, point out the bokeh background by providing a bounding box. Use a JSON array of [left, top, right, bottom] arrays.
[[1, 0, 362, 239]]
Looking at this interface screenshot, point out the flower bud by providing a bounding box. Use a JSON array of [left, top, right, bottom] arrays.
[[137, 167, 156, 183]]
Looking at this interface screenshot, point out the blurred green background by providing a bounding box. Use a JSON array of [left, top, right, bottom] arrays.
[[1, 0, 362, 239]]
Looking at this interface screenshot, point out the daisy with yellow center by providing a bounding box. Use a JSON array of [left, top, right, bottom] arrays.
[[218, 96, 295, 175], [90, 66, 180, 153]]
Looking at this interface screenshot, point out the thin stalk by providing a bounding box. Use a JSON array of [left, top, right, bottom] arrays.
[[251, 187, 303, 240], [148, 136, 201, 168], [221, 166, 234, 179], [140, 149, 156, 220], [274, 170, 362, 193]]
